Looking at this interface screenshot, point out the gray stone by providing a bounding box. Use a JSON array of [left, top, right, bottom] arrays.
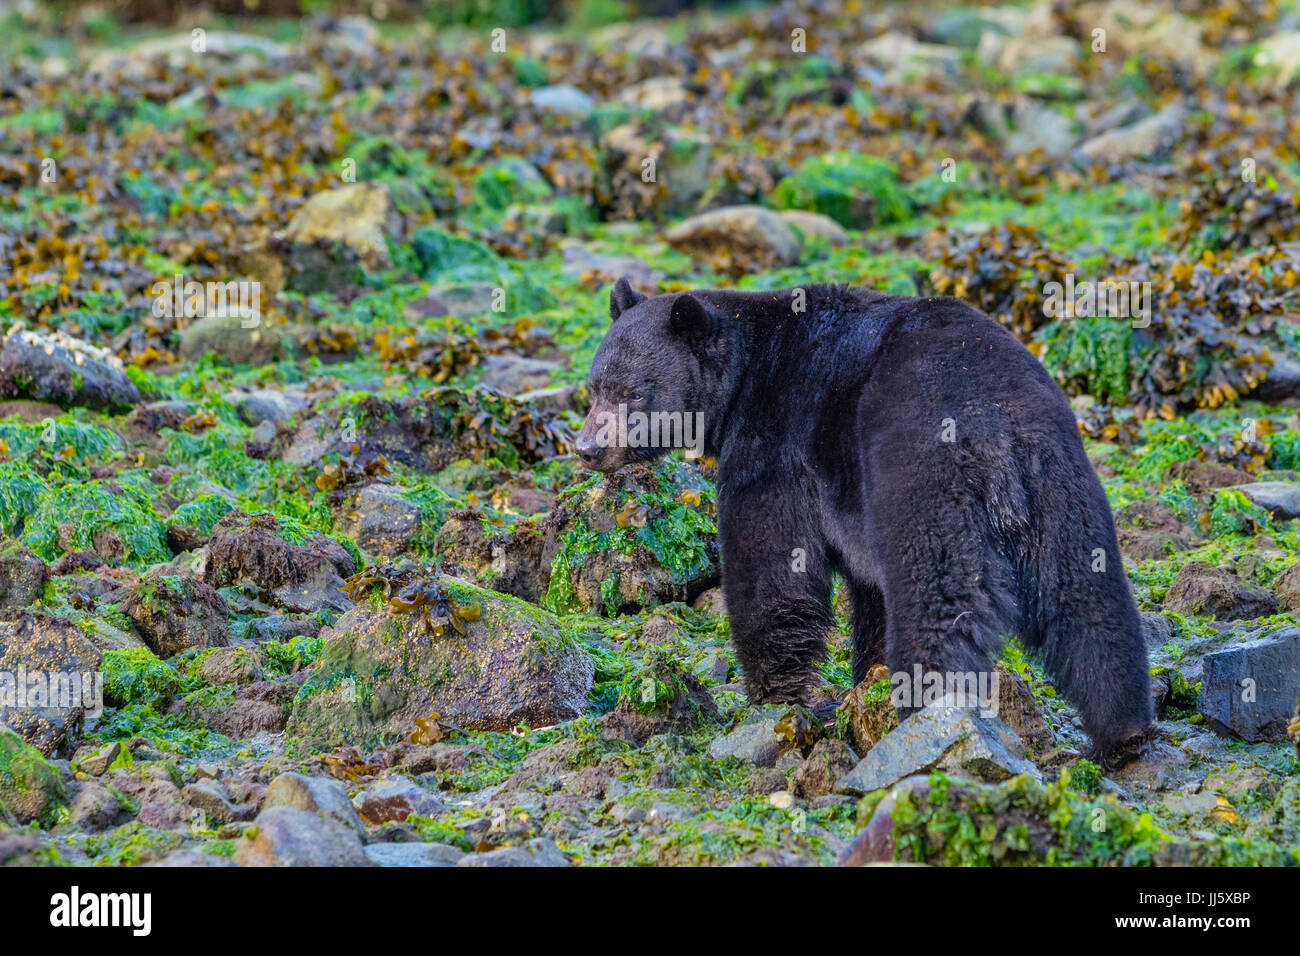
[[1198, 627, 1300, 742], [834, 698, 1040, 796], [707, 704, 791, 768], [0, 545, 46, 611], [530, 84, 595, 116], [0, 327, 140, 410], [1231, 482, 1300, 521], [456, 837, 570, 867], [75, 741, 121, 776], [365, 842, 465, 867]]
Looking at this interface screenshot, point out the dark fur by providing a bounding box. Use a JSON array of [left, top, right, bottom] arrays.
[[578, 279, 1154, 764]]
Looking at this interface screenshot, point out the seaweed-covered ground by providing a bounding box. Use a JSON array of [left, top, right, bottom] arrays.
[[2, 0, 1300, 867]]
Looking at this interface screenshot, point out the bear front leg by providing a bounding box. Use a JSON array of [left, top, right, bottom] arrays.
[[719, 494, 834, 706]]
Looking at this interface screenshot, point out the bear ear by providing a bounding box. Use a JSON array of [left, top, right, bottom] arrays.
[[609, 277, 646, 322], [669, 293, 717, 349]]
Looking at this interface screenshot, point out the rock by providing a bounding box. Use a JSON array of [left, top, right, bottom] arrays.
[[540, 459, 719, 614], [0, 544, 46, 610], [977, 32, 1080, 75], [181, 778, 258, 825], [365, 842, 465, 866], [1249, 355, 1300, 404], [1198, 627, 1300, 742], [858, 31, 961, 81], [778, 210, 849, 245], [196, 646, 262, 686], [120, 569, 230, 658], [234, 805, 369, 866], [342, 484, 423, 559], [263, 772, 364, 835], [837, 678, 900, 756], [267, 182, 404, 293], [68, 778, 123, 829], [435, 510, 549, 604], [707, 704, 798, 768], [1140, 610, 1175, 650], [601, 651, 722, 745], [178, 314, 282, 366], [352, 774, 447, 824], [204, 510, 357, 614], [1230, 482, 1300, 521], [559, 243, 663, 291], [617, 76, 689, 115], [286, 576, 593, 746], [692, 587, 726, 615], [1077, 103, 1185, 165], [224, 388, 306, 426], [993, 666, 1054, 752], [1114, 498, 1193, 561], [0, 612, 102, 754], [0, 326, 140, 410], [74, 741, 121, 776], [837, 774, 931, 865], [1162, 561, 1280, 621], [480, 354, 562, 396], [966, 95, 1081, 157], [0, 726, 66, 824], [664, 205, 801, 275], [456, 837, 570, 867], [834, 698, 1040, 796], [1168, 458, 1251, 493], [176, 681, 294, 737], [791, 738, 859, 799], [530, 84, 595, 115]]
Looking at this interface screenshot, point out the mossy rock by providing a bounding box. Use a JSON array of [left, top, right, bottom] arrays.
[[773, 152, 911, 229], [0, 726, 66, 826], [286, 575, 593, 748]]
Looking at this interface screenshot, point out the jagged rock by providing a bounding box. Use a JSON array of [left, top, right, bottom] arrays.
[[0, 327, 140, 410], [286, 576, 593, 746], [121, 569, 230, 658], [1198, 627, 1300, 742], [204, 510, 357, 614], [834, 698, 1039, 796]]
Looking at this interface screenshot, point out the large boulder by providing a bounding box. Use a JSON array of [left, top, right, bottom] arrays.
[[0, 327, 139, 410], [0, 612, 102, 755], [286, 575, 593, 747], [204, 510, 357, 614]]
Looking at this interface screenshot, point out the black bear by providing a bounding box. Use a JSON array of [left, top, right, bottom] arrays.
[[576, 279, 1153, 765]]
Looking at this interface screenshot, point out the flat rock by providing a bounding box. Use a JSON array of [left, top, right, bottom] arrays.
[[1230, 481, 1300, 521]]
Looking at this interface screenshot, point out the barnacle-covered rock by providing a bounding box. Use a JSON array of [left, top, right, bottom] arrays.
[[0, 612, 102, 755], [0, 326, 140, 411]]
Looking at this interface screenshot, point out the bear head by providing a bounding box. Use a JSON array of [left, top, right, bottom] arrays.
[[576, 277, 720, 472]]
